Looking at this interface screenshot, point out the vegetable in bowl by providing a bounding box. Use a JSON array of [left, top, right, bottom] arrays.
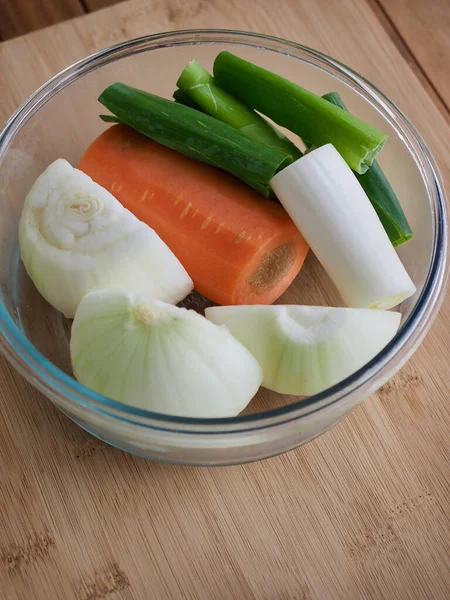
[[19, 158, 193, 318], [78, 124, 309, 307], [18, 50, 417, 419], [271, 144, 416, 309], [71, 291, 263, 418], [205, 305, 401, 396], [213, 51, 388, 175]]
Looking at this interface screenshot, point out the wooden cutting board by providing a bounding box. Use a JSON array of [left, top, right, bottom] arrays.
[[1, 1, 449, 598]]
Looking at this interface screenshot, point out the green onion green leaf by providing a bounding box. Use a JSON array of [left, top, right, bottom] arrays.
[[214, 51, 387, 174], [99, 82, 293, 197]]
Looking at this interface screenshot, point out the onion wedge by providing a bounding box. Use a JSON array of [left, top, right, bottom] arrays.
[[19, 159, 193, 318], [206, 304, 401, 396], [71, 291, 263, 417]]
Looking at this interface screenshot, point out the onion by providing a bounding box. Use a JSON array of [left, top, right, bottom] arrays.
[[19, 159, 193, 318], [71, 290, 263, 417], [206, 304, 401, 395]]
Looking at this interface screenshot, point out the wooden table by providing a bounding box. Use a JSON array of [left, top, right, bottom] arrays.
[[1, 1, 449, 599]]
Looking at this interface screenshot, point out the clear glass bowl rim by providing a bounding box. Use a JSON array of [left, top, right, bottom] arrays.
[[0, 29, 448, 436]]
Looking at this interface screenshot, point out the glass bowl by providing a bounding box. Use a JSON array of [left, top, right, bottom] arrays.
[[0, 30, 447, 466]]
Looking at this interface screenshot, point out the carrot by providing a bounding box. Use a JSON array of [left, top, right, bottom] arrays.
[[78, 124, 309, 306]]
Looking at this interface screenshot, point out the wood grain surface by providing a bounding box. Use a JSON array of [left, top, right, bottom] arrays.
[[0, 0, 84, 40], [377, 0, 450, 108], [84, 0, 126, 12], [1, 0, 450, 599]]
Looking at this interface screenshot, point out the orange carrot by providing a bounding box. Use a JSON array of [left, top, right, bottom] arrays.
[[78, 124, 308, 306]]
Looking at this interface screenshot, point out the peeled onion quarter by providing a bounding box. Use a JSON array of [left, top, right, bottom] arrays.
[[71, 290, 263, 417], [206, 304, 401, 395], [19, 159, 193, 318]]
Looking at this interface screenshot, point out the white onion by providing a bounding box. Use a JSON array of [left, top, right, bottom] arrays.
[[19, 159, 193, 318], [71, 290, 263, 417], [206, 304, 401, 395]]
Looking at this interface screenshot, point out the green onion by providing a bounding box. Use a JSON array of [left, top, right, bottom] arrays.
[[99, 114, 122, 123], [213, 51, 387, 174], [322, 92, 412, 246], [172, 88, 202, 110], [271, 144, 416, 309], [98, 83, 292, 197], [176, 60, 302, 160]]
